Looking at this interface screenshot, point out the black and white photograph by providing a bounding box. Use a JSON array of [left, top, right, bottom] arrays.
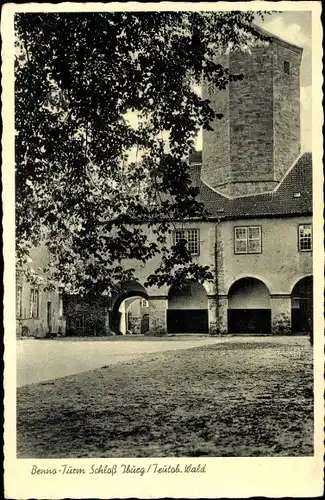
[[2, 2, 324, 498]]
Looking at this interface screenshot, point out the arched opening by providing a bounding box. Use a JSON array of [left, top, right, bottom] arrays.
[[167, 281, 208, 333], [228, 277, 271, 334], [110, 282, 149, 335], [291, 276, 313, 333]]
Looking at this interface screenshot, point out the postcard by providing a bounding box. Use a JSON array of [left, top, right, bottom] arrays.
[[2, 2, 324, 498]]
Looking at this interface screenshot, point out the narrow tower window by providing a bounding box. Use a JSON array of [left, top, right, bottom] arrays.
[[284, 60, 290, 75]]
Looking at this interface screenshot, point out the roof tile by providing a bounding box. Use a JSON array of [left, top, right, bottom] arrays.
[[190, 153, 312, 219]]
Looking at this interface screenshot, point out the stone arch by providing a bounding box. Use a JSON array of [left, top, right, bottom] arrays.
[[110, 282, 149, 334], [167, 281, 208, 333], [227, 277, 271, 334], [226, 275, 272, 296], [290, 274, 313, 295], [291, 275, 313, 333]]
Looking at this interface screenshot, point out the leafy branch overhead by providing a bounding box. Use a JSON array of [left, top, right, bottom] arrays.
[[15, 11, 267, 295]]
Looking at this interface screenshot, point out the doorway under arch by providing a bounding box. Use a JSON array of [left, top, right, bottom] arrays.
[[110, 282, 149, 334], [291, 276, 313, 333], [228, 277, 271, 334], [167, 281, 208, 333]]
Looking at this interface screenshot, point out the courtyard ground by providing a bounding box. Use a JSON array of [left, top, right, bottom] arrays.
[[16, 336, 313, 457], [17, 335, 220, 386]]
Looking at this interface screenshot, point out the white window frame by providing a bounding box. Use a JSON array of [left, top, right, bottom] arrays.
[[234, 226, 262, 254], [174, 228, 200, 256], [298, 224, 312, 252]]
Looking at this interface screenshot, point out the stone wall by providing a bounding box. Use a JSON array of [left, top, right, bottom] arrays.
[[149, 297, 168, 332], [273, 43, 302, 181], [201, 41, 302, 197], [229, 47, 274, 186], [271, 296, 292, 334], [202, 54, 231, 191]]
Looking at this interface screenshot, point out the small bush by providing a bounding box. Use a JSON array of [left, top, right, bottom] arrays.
[[144, 327, 166, 337], [273, 314, 291, 335], [21, 325, 30, 337]]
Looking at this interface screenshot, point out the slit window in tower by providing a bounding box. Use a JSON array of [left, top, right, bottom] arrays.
[[284, 60, 290, 75]]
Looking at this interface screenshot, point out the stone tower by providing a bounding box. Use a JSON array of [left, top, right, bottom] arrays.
[[202, 32, 303, 197]]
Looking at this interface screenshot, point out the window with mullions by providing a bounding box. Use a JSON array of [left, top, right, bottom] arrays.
[[299, 224, 312, 251], [174, 229, 199, 255], [16, 286, 22, 318], [30, 288, 39, 318], [234, 226, 262, 254]]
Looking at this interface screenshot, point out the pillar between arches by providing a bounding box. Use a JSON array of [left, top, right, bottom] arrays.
[[218, 295, 228, 334], [207, 295, 218, 334], [271, 295, 291, 334], [148, 296, 168, 333]]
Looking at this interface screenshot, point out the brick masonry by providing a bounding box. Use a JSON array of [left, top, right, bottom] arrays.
[[273, 43, 302, 181], [202, 41, 302, 197], [202, 54, 231, 192]]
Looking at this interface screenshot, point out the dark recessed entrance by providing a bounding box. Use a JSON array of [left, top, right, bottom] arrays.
[[227, 277, 271, 334], [167, 282, 208, 334], [291, 276, 313, 334]]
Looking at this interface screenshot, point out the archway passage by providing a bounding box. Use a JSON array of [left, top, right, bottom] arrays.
[[291, 276, 313, 333], [167, 281, 208, 333], [228, 277, 271, 334], [110, 282, 149, 334]]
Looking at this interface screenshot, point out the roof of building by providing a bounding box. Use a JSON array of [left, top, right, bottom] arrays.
[[189, 152, 312, 220]]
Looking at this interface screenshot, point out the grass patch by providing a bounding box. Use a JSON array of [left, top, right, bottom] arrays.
[[17, 338, 313, 457]]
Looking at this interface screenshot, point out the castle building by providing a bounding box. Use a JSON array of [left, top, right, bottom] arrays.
[[16, 245, 65, 337], [16, 30, 312, 337]]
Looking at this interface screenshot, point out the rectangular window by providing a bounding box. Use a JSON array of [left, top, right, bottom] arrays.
[[235, 226, 262, 254], [30, 288, 39, 318], [16, 286, 22, 318], [174, 229, 199, 255], [299, 224, 312, 251], [284, 60, 290, 74], [175, 229, 186, 245], [141, 299, 149, 308]]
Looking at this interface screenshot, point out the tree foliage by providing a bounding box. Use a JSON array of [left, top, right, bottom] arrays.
[[15, 11, 267, 295]]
